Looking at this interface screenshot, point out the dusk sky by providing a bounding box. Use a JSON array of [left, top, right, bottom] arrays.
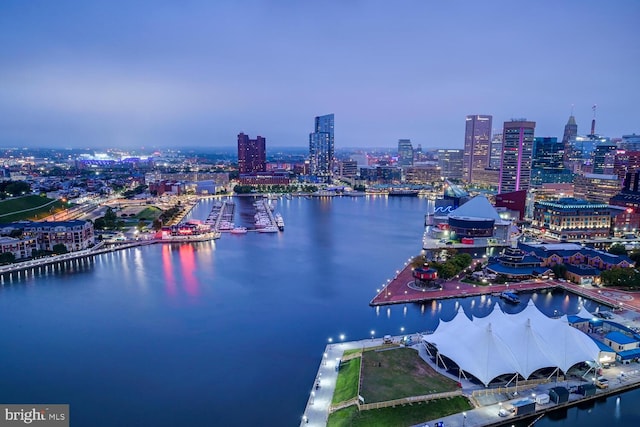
[[1, 1, 638, 150]]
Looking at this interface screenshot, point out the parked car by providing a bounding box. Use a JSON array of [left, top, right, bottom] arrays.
[[596, 377, 609, 389]]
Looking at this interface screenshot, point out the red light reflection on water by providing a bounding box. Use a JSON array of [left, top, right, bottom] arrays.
[[178, 244, 199, 296], [162, 245, 176, 296]]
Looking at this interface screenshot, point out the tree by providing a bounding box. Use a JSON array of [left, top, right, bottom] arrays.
[[104, 207, 117, 229], [410, 254, 427, 269], [94, 217, 106, 230], [451, 253, 472, 269], [439, 262, 458, 279], [608, 243, 628, 256], [3, 181, 31, 196], [600, 268, 640, 289], [551, 264, 567, 280], [152, 219, 163, 232], [630, 250, 640, 265], [0, 252, 15, 264], [52, 244, 68, 255]]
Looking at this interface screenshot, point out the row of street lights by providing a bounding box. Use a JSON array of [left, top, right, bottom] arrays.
[[329, 327, 409, 346]]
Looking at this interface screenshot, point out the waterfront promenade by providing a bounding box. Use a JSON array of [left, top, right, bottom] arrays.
[[369, 263, 640, 315]]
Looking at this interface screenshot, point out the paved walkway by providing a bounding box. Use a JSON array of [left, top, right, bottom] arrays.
[[369, 263, 640, 316], [300, 337, 406, 427]]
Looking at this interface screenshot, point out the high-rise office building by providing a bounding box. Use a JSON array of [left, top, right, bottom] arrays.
[[499, 120, 535, 193], [532, 137, 564, 170], [592, 142, 618, 174], [437, 149, 464, 180], [562, 115, 578, 164], [463, 115, 492, 183], [613, 150, 640, 181], [237, 133, 266, 174], [531, 137, 572, 187], [574, 173, 620, 204], [489, 133, 503, 169], [309, 114, 335, 183], [397, 139, 414, 166]]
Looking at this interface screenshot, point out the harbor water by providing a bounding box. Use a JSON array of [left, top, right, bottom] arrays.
[[0, 196, 637, 426]]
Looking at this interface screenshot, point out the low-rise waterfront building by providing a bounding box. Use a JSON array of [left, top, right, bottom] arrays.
[[485, 241, 634, 282], [0, 235, 38, 260], [531, 198, 623, 241], [0, 220, 94, 253]]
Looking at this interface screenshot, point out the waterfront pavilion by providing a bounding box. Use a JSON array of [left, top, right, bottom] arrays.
[[422, 301, 600, 387]]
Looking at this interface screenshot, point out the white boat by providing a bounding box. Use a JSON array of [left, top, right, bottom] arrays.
[[230, 227, 247, 234], [258, 226, 278, 233], [218, 221, 234, 230], [275, 213, 285, 231]]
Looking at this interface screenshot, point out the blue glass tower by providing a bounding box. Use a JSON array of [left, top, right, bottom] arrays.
[[309, 114, 334, 183]]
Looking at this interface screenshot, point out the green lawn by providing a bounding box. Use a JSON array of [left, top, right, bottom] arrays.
[[134, 206, 162, 220], [0, 195, 65, 222], [361, 347, 460, 403], [328, 396, 472, 427], [332, 357, 361, 404]]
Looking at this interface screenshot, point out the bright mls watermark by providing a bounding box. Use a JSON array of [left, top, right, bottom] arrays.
[[0, 405, 68, 427]]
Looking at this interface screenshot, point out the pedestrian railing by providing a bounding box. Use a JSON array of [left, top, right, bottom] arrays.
[[329, 397, 359, 413], [357, 390, 462, 411]]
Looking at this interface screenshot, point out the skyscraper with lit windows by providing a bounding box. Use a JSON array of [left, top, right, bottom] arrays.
[[309, 114, 334, 183], [499, 120, 535, 193], [237, 133, 266, 174], [463, 115, 492, 183], [397, 139, 414, 166]]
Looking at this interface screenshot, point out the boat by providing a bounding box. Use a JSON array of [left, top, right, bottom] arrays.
[[230, 227, 247, 234], [218, 221, 234, 230], [388, 189, 419, 197], [258, 226, 278, 233], [275, 213, 285, 231], [500, 291, 520, 304]]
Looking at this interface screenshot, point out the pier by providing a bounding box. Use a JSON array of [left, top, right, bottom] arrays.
[[369, 263, 637, 311]]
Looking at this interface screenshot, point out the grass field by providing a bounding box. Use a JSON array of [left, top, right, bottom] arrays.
[[0, 195, 65, 222], [327, 396, 472, 427], [360, 347, 460, 403], [134, 206, 162, 220], [343, 348, 363, 357], [332, 357, 361, 404]]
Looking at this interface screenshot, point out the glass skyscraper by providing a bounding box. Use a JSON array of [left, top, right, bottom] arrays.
[[397, 139, 414, 167], [309, 114, 335, 183]]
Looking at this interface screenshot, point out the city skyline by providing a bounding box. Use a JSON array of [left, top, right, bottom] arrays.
[[1, 1, 639, 149]]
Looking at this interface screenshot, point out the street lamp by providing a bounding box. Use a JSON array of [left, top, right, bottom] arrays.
[[370, 330, 375, 340], [463, 411, 467, 426], [340, 334, 345, 345]]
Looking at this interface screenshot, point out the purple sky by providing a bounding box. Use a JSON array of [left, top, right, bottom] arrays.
[[1, 1, 638, 150]]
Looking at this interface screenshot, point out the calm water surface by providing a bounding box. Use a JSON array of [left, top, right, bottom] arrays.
[[0, 196, 636, 426]]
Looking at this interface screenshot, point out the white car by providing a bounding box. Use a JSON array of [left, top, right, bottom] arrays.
[[498, 408, 509, 417]]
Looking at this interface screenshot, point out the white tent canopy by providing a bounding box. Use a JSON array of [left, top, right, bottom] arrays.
[[422, 301, 600, 386]]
